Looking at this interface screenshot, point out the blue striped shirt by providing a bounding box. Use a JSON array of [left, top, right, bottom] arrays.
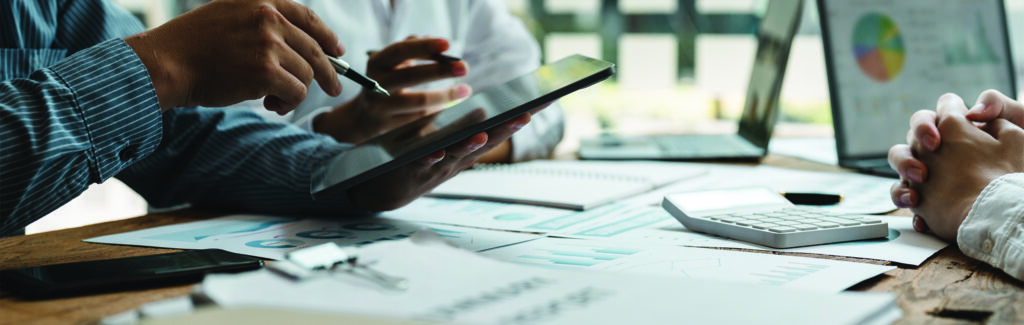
[[1, 0, 366, 236]]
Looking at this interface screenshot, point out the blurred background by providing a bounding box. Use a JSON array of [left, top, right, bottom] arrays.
[[26, 0, 1024, 233]]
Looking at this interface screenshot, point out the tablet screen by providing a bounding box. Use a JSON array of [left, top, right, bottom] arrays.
[[311, 55, 615, 197]]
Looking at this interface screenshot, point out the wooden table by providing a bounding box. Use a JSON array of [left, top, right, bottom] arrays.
[[2, 155, 1023, 324]]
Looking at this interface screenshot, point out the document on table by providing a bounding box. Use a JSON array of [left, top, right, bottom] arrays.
[[480, 237, 895, 293], [200, 238, 901, 325], [621, 164, 898, 215], [429, 160, 707, 210], [86, 214, 539, 260], [388, 199, 947, 265]]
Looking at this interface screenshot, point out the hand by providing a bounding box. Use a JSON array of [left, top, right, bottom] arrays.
[[904, 94, 1024, 241], [347, 112, 532, 211], [315, 37, 471, 144], [889, 90, 1024, 209], [124, 0, 344, 113]]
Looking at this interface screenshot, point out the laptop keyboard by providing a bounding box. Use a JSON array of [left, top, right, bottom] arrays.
[[655, 135, 761, 156]]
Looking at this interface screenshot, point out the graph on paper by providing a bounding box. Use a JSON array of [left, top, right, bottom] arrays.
[[481, 238, 894, 292]]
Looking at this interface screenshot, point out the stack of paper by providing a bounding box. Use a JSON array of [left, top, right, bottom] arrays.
[[200, 238, 902, 324]]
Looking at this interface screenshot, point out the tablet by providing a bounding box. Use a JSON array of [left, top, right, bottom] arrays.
[[311, 54, 615, 198]]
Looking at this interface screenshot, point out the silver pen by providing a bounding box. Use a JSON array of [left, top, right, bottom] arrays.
[[326, 55, 390, 96]]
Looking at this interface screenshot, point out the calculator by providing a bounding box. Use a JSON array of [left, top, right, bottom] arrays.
[[661, 187, 888, 248]]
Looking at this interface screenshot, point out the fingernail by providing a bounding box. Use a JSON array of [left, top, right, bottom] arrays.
[[455, 84, 471, 99], [435, 39, 449, 52], [922, 134, 937, 151], [427, 151, 445, 164], [468, 140, 486, 152], [900, 192, 913, 207], [970, 103, 985, 113], [334, 83, 342, 96], [510, 122, 526, 131], [452, 62, 467, 77], [336, 42, 346, 56], [907, 167, 923, 183]]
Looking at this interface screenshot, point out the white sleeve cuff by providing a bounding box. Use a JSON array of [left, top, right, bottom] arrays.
[[958, 173, 1024, 281]]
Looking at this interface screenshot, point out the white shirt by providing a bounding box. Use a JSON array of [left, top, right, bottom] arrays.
[[254, 0, 564, 162], [959, 173, 1024, 281]]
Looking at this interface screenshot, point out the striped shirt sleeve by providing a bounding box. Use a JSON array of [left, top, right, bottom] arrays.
[[0, 38, 162, 236], [115, 107, 372, 219]]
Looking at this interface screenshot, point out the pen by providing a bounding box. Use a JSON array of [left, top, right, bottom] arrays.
[[365, 50, 463, 63], [326, 55, 390, 96], [780, 192, 842, 205]]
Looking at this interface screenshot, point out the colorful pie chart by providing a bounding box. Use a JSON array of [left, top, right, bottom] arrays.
[[852, 13, 905, 82]]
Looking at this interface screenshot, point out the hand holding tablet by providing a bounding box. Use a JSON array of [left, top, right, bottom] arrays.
[[311, 55, 615, 207]]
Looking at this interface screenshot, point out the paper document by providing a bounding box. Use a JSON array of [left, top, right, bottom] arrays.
[[481, 237, 895, 293], [201, 238, 901, 324], [86, 215, 539, 260], [429, 160, 706, 210], [389, 199, 946, 265], [622, 164, 898, 215]]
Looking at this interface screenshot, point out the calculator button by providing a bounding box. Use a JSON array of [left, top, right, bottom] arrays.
[[859, 219, 883, 224], [750, 223, 773, 230], [832, 219, 860, 226], [794, 224, 818, 231], [759, 218, 783, 223], [769, 226, 797, 233], [734, 220, 754, 226], [814, 222, 840, 228]]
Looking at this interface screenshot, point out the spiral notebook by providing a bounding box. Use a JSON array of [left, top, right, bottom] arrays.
[[428, 160, 706, 210]]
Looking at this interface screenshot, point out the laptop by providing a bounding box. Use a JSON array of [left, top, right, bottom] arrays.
[[577, 0, 804, 161], [818, 0, 1017, 177]]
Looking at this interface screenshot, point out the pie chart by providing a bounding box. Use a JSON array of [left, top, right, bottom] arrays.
[[852, 13, 905, 82]]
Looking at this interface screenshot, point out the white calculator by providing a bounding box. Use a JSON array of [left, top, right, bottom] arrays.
[[662, 187, 888, 248]]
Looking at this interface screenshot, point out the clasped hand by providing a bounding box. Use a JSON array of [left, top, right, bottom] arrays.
[[888, 90, 1024, 241]]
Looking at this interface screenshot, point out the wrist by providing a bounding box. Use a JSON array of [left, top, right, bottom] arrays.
[[125, 32, 184, 111]]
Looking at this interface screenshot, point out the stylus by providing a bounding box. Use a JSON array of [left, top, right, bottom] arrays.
[[326, 55, 390, 96], [365, 50, 463, 63]]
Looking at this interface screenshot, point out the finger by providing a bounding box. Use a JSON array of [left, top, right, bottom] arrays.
[[936, 93, 969, 117], [935, 93, 973, 136], [437, 132, 489, 168], [887, 144, 926, 183], [272, 0, 344, 56], [981, 118, 1024, 143], [418, 149, 446, 166], [912, 215, 932, 234], [967, 89, 1024, 126], [483, 113, 532, 148], [369, 38, 449, 71], [385, 85, 472, 114], [375, 61, 469, 89], [907, 110, 939, 151], [279, 17, 341, 96], [275, 42, 315, 88], [890, 181, 917, 208], [263, 65, 307, 113]]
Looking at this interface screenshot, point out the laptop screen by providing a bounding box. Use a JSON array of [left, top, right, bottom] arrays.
[[819, 0, 1016, 159], [738, 0, 803, 148]]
